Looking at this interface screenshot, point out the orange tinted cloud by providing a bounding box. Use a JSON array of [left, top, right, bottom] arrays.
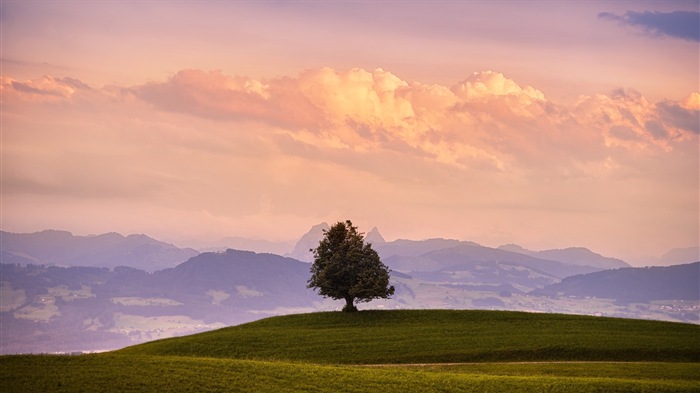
[[5, 68, 696, 172], [1, 75, 90, 102], [2, 68, 697, 259], [126, 67, 697, 172]]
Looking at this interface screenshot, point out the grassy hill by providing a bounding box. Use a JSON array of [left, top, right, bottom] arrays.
[[2, 310, 699, 392], [118, 309, 699, 363]]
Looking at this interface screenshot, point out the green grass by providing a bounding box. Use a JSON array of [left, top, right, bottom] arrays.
[[2, 310, 699, 392], [118, 309, 700, 364], [2, 355, 699, 392]]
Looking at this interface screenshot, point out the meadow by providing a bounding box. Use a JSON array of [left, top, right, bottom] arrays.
[[2, 310, 699, 392]]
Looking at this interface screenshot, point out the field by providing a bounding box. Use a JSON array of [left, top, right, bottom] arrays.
[[2, 310, 699, 392]]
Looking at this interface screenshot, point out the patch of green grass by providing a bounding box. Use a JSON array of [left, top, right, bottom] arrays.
[[385, 361, 700, 381], [1, 355, 698, 393], [118, 310, 700, 364]]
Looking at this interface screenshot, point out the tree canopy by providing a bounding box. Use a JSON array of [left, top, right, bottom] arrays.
[[307, 220, 395, 312]]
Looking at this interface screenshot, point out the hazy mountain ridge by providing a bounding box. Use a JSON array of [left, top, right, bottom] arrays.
[[660, 247, 700, 266], [185, 236, 294, 256], [152, 249, 317, 314], [286, 222, 330, 262], [403, 244, 601, 277], [498, 244, 629, 269], [533, 262, 700, 303], [0, 230, 199, 272], [330, 229, 618, 292], [288, 224, 629, 274]]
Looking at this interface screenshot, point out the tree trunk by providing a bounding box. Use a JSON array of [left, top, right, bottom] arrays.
[[343, 296, 357, 312]]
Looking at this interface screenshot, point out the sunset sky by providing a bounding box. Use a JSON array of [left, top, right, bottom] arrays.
[[2, 1, 698, 264]]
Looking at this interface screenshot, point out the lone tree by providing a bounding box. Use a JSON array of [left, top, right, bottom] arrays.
[[307, 220, 395, 312]]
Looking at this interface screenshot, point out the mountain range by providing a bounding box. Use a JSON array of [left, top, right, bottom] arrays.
[[1, 230, 198, 272], [533, 262, 700, 303], [0, 225, 698, 354]]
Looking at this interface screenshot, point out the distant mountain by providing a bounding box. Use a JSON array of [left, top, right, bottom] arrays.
[[659, 247, 700, 266], [383, 243, 601, 291], [0, 250, 35, 265], [286, 224, 621, 290], [193, 236, 294, 255], [288, 223, 387, 261], [365, 227, 385, 244], [532, 262, 700, 303], [153, 250, 316, 315], [0, 230, 199, 271], [498, 244, 629, 270], [378, 241, 602, 277], [373, 238, 472, 259], [286, 222, 329, 262]]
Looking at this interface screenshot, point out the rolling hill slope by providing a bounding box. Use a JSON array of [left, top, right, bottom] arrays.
[[2, 310, 699, 392], [118, 310, 700, 364]]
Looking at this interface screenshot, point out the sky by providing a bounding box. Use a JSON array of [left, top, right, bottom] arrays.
[[1, 0, 698, 265]]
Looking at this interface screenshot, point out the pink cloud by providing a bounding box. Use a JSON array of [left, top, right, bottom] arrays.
[[123, 67, 698, 175], [135, 69, 324, 130], [5, 68, 696, 177], [2, 67, 698, 260], [573, 88, 697, 155], [1, 76, 91, 103]]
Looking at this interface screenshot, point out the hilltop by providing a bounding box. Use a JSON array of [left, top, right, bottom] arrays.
[[119, 309, 700, 364], [2, 310, 699, 392]]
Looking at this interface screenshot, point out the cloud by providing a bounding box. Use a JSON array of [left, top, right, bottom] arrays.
[[572, 86, 700, 156], [1, 75, 91, 101], [3, 67, 698, 259], [136, 70, 276, 121], [452, 71, 546, 103], [644, 121, 668, 139], [4, 68, 698, 186], [125, 67, 700, 175], [599, 10, 700, 42], [134, 69, 339, 137], [656, 101, 700, 135]]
